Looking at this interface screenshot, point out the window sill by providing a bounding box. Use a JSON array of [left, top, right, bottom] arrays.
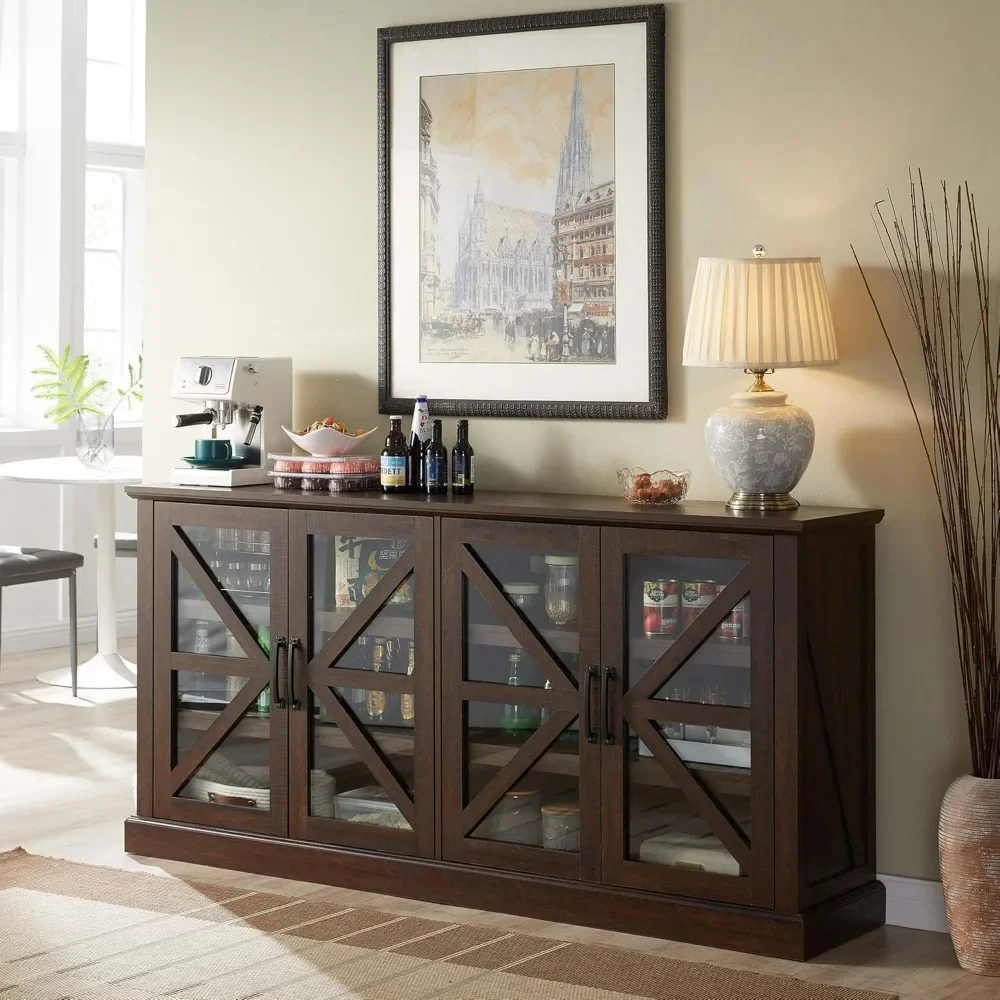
[[0, 426, 68, 448], [0, 422, 142, 453]]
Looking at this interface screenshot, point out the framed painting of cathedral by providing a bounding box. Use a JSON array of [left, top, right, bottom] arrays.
[[378, 6, 666, 419]]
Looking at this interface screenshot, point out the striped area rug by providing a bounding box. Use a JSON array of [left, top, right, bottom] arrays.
[[0, 849, 896, 999]]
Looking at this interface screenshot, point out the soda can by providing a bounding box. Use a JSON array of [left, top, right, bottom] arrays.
[[681, 581, 719, 630], [642, 579, 679, 636], [718, 599, 748, 642]]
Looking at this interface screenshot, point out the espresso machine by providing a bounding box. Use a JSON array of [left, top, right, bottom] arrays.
[[170, 356, 292, 486]]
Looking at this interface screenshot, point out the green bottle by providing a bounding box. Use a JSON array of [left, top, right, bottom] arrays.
[[502, 651, 535, 734], [256, 626, 271, 716]]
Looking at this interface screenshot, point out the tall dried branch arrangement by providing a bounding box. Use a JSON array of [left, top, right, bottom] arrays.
[[853, 172, 1000, 779]]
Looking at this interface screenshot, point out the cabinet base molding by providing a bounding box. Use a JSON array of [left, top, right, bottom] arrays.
[[125, 816, 885, 961]]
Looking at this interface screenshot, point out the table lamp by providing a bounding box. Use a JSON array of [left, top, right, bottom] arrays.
[[682, 250, 838, 511]]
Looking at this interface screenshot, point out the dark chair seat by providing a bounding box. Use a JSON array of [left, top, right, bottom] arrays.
[[0, 547, 85, 581], [0, 546, 83, 695]]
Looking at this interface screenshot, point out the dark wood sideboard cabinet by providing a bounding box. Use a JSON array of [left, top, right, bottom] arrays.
[[124, 485, 884, 960]]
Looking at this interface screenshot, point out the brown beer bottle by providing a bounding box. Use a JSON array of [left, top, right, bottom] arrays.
[[451, 419, 475, 495], [380, 416, 408, 493]]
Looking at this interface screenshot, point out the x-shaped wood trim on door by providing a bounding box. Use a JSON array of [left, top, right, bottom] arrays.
[[627, 567, 751, 703], [168, 677, 266, 794], [456, 542, 582, 839], [310, 683, 416, 827], [172, 526, 271, 668], [460, 544, 577, 692], [628, 715, 752, 872], [302, 547, 418, 829], [167, 526, 272, 794], [307, 549, 415, 673], [460, 709, 578, 836]]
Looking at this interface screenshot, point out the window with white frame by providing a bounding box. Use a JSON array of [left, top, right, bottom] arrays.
[[0, 0, 24, 419], [0, 0, 145, 429], [85, 0, 145, 417]]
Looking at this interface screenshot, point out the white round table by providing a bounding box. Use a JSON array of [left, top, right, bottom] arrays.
[[0, 455, 142, 690]]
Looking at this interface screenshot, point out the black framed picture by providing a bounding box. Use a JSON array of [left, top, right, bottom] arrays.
[[377, 5, 666, 419]]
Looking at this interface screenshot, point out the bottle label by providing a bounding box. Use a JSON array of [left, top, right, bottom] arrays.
[[380, 455, 406, 487], [425, 455, 446, 486], [453, 455, 474, 486], [411, 402, 431, 446]]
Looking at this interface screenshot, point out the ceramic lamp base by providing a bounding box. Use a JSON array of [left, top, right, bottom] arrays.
[[705, 387, 815, 510], [726, 491, 800, 512]]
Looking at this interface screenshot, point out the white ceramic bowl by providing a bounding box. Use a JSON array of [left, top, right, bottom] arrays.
[[282, 425, 379, 457]]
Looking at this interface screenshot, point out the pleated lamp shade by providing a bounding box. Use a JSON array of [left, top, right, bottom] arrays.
[[682, 257, 838, 369]]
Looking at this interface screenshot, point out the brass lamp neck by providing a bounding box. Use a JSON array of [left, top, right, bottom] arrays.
[[744, 368, 775, 392]]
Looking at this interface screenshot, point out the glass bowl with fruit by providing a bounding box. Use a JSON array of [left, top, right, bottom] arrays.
[[282, 418, 379, 457], [617, 467, 690, 506]]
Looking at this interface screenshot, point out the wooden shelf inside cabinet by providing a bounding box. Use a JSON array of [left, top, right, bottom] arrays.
[[468, 622, 579, 654], [178, 596, 270, 628], [629, 756, 751, 795], [178, 709, 418, 755], [632, 634, 751, 669], [462, 728, 751, 792], [192, 547, 272, 561], [317, 609, 415, 640], [314, 613, 581, 655]]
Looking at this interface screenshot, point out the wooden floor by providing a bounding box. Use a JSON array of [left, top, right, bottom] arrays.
[[0, 642, 991, 999]]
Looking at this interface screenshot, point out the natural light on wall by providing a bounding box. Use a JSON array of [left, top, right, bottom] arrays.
[[0, 0, 145, 429]]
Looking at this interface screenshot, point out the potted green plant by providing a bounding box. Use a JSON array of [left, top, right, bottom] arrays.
[[31, 346, 143, 468], [856, 174, 1000, 975]]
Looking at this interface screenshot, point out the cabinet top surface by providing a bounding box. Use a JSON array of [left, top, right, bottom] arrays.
[[127, 483, 883, 532]]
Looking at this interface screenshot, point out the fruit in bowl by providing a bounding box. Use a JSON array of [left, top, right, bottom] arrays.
[[282, 417, 379, 457], [618, 467, 690, 505]]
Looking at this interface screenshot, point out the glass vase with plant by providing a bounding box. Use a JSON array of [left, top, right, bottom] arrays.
[[30, 346, 143, 468]]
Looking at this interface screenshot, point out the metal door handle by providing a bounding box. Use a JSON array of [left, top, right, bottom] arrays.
[[602, 666, 615, 745], [287, 637, 302, 710], [584, 666, 598, 744], [271, 636, 287, 709]]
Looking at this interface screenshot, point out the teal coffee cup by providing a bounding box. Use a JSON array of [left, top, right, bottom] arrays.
[[194, 439, 232, 461]]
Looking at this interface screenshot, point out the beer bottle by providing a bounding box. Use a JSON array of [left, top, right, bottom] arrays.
[[408, 395, 430, 492], [366, 639, 387, 720], [400, 643, 416, 724], [451, 419, 475, 495], [380, 416, 408, 493], [423, 419, 448, 495]]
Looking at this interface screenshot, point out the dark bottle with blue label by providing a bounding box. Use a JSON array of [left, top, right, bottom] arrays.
[[423, 419, 448, 495], [451, 419, 475, 495], [380, 416, 408, 493]]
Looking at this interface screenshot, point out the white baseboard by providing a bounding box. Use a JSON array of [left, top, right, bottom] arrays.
[[0, 611, 137, 682], [879, 873, 949, 934]]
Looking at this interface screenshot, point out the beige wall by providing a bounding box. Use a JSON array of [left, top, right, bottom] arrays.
[[144, 0, 1000, 881]]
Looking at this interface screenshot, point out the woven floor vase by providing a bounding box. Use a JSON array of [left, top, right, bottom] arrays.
[[940, 774, 1000, 975]]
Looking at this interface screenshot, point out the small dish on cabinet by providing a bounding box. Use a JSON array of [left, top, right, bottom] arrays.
[[617, 467, 690, 505]]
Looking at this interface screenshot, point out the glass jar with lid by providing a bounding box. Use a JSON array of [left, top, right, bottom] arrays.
[[544, 554, 579, 625], [503, 582, 540, 613]]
